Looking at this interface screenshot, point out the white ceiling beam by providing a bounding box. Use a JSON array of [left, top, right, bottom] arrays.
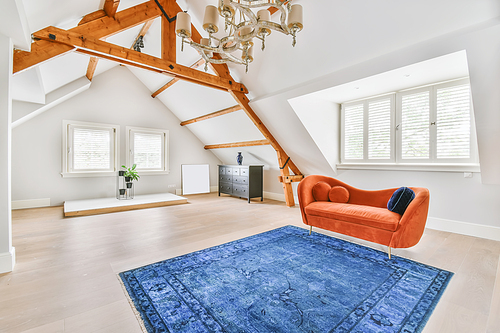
[[0, 0, 31, 51], [12, 77, 91, 128]]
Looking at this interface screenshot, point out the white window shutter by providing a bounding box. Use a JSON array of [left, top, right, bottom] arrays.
[[133, 132, 163, 169], [344, 104, 364, 160], [368, 98, 391, 159], [401, 91, 430, 159], [72, 128, 111, 170], [436, 84, 471, 159]]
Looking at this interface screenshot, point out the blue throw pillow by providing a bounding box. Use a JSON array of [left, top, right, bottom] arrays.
[[387, 187, 415, 215]]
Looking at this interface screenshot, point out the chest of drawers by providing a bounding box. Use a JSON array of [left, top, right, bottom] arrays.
[[218, 165, 263, 203]]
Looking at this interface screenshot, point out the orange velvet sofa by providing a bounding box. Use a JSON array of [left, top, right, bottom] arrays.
[[297, 175, 430, 257]]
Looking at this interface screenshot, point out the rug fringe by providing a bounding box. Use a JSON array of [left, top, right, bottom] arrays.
[[117, 274, 149, 333]]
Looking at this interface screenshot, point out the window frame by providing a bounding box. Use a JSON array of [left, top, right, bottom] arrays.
[[341, 93, 396, 164], [125, 126, 170, 175], [61, 120, 120, 178], [341, 78, 479, 171]]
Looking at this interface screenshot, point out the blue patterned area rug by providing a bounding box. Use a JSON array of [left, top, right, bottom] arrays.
[[119, 226, 452, 333]]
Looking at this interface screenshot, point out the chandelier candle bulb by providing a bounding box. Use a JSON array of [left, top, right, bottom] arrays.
[[287, 4, 303, 31], [175, 12, 192, 38], [239, 25, 254, 40], [203, 5, 220, 33], [257, 9, 271, 22], [257, 9, 272, 35]]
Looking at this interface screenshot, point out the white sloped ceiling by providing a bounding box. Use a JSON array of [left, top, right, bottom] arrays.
[[7, 0, 500, 182]]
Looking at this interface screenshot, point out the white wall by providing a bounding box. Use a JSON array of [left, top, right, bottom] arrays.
[[11, 66, 222, 205], [0, 33, 15, 273]]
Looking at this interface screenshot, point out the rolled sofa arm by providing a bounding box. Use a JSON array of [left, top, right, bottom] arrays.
[[390, 187, 430, 248], [297, 175, 322, 225]]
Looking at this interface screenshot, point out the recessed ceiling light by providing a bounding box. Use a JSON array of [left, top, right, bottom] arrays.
[[354, 87, 360, 89], [404, 74, 411, 77]]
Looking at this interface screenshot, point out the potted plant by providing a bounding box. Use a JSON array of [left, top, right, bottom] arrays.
[[122, 164, 140, 184]]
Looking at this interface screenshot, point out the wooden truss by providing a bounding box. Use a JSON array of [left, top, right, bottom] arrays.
[[14, 0, 303, 206]]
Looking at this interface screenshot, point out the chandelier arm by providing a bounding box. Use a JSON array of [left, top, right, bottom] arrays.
[[219, 52, 247, 65], [258, 21, 289, 35], [188, 40, 221, 55], [189, 41, 246, 65], [235, 6, 258, 26], [228, 0, 289, 32], [200, 52, 246, 66]]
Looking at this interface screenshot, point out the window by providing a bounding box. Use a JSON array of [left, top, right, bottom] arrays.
[[342, 95, 395, 162], [341, 78, 477, 167], [126, 126, 169, 173], [62, 120, 120, 177]]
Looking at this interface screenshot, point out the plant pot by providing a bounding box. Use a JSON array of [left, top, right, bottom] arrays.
[[125, 176, 131, 182], [119, 171, 125, 176], [119, 189, 126, 195], [126, 182, 133, 189]]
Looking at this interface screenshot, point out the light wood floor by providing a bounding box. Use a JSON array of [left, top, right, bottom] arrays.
[[1, 193, 499, 333]]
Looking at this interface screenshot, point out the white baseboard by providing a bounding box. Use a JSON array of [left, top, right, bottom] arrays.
[[11, 198, 51, 210], [175, 187, 217, 196], [263, 191, 299, 204], [0, 247, 15, 274], [426, 217, 500, 242]]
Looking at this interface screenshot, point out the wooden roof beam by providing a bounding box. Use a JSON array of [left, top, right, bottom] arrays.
[[14, 1, 162, 74], [156, 0, 177, 62], [104, 0, 120, 17], [229, 91, 301, 176], [33, 27, 247, 93], [204, 140, 270, 150], [78, 10, 107, 26], [278, 175, 305, 183], [151, 58, 204, 98], [86, 57, 99, 81], [180, 105, 242, 126], [131, 20, 155, 50]]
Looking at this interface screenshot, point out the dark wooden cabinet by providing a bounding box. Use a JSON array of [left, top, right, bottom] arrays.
[[218, 165, 263, 203]]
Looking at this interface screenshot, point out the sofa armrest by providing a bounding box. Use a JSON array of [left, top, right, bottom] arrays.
[[297, 175, 321, 225], [390, 187, 430, 248]]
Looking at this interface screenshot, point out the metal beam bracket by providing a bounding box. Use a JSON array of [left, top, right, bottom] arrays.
[[279, 157, 290, 170]]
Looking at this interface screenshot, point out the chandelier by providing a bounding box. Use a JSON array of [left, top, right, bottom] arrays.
[[175, 0, 303, 72]]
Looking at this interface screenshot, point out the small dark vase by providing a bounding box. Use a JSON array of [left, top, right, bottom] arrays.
[[125, 176, 131, 182], [236, 152, 243, 165], [126, 182, 133, 189], [119, 189, 126, 195], [118, 171, 125, 176]]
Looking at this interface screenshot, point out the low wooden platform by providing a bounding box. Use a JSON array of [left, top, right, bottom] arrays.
[[63, 193, 188, 217]]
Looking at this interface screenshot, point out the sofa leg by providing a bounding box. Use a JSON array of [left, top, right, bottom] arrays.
[[388, 246, 392, 260], [309, 226, 312, 235]]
